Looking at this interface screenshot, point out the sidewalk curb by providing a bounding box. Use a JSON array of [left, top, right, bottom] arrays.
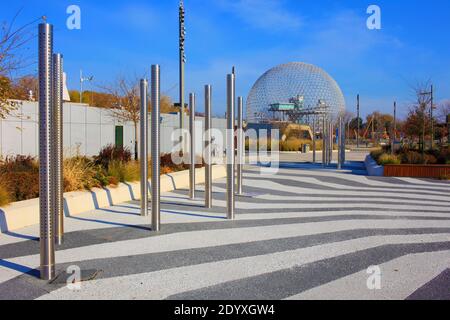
[[0, 165, 226, 233]]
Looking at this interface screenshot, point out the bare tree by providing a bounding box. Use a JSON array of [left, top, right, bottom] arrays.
[[0, 11, 42, 118], [437, 100, 450, 124], [101, 76, 142, 160]]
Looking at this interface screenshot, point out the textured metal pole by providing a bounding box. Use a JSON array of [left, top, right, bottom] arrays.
[[236, 96, 243, 195], [338, 117, 343, 170], [329, 122, 333, 165], [151, 65, 160, 232], [322, 117, 326, 166], [52, 53, 64, 245], [140, 79, 149, 217], [205, 85, 212, 208], [226, 74, 235, 219], [312, 118, 316, 163], [341, 117, 346, 165], [189, 93, 196, 199], [39, 23, 55, 280], [356, 94, 360, 148], [430, 85, 434, 150]]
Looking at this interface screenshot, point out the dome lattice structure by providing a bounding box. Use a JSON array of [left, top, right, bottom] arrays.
[[246, 62, 346, 123]]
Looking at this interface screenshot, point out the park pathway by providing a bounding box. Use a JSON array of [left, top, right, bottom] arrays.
[[0, 163, 449, 300]]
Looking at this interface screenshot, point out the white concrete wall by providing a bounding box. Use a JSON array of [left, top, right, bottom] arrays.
[[0, 101, 227, 158]]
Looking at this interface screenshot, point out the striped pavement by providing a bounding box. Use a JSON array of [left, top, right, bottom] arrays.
[[0, 162, 449, 300]]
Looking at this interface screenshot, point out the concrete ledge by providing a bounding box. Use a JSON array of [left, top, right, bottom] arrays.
[[0, 165, 226, 233], [364, 155, 384, 176]]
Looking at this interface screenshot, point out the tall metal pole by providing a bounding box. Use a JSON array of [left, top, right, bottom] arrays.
[[39, 23, 55, 280], [329, 121, 333, 165], [204, 85, 212, 208], [322, 116, 326, 166], [356, 94, 360, 148], [151, 65, 161, 232], [338, 117, 343, 170], [79, 70, 83, 103], [236, 96, 244, 195], [179, 1, 186, 151], [226, 74, 235, 219], [52, 53, 64, 245], [430, 85, 434, 150], [189, 93, 196, 199], [312, 118, 316, 163], [391, 101, 396, 155], [140, 79, 149, 217]]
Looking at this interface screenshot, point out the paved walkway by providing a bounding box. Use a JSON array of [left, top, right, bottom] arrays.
[[0, 162, 449, 300]]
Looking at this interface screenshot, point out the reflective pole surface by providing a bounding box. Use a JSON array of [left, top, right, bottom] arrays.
[[189, 93, 196, 199], [328, 120, 334, 164], [236, 96, 244, 195], [338, 117, 343, 170], [39, 23, 55, 280], [204, 85, 212, 208], [140, 79, 149, 217], [151, 65, 161, 231], [226, 74, 235, 219], [322, 117, 326, 166], [312, 118, 316, 163], [52, 53, 64, 245]]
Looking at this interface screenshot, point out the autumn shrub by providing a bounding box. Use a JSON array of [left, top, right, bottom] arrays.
[[63, 157, 102, 191], [94, 144, 131, 169], [0, 155, 39, 201], [378, 153, 401, 165], [370, 149, 384, 163], [400, 151, 424, 164], [0, 183, 11, 207], [107, 160, 140, 183]]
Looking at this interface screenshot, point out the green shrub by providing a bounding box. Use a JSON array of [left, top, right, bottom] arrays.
[[401, 151, 424, 164], [378, 153, 401, 165]]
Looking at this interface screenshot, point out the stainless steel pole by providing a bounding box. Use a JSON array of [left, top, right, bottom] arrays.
[[356, 94, 360, 148], [322, 117, 326, 166], [189, 93, 196, 199], [52, 53, 64, 245], [39, 23, 55, 280], [151, 65, 160, 231], [338, 117, 343, 170], [312, 118, 316, 163], [140, 79, 149, 217], [226, 74, 235, 219], [329, 122, 333, 165], [236, 96, 243, 195], [341, 117, 346, 165], [204, 85, 212, 208]]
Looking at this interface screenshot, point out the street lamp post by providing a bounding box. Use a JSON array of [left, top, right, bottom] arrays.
[[179, 1, 186, 150], [419, 85, 434, 150]]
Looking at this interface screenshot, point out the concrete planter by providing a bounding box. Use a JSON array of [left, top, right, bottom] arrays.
[[0, 165, 226, 233]]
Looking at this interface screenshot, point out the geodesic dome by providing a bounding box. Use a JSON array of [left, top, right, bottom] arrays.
[[246, 62, 346, 123]]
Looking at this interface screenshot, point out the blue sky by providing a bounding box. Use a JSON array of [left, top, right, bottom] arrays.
[[2, 0, 450, 118]]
